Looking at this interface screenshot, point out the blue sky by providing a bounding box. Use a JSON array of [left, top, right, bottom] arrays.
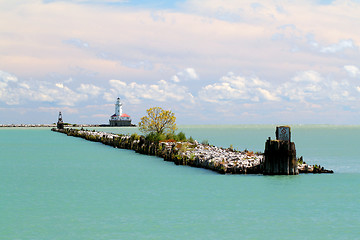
[[1, 0, 360, 124]]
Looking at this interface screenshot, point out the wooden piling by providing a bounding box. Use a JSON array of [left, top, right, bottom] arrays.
[[263, 138, 298, 175]]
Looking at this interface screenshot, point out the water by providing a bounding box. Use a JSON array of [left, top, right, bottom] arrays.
[[1, 126, 359, 239]]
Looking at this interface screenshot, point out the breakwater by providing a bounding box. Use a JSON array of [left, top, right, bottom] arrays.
[[51, 128, 333, 174]]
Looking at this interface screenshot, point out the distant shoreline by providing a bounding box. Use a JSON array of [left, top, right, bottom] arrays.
[[0, 124, 57, 128], [0, 124, 136, 128]]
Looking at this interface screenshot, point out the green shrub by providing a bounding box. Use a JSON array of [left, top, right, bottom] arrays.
[[165, 132, 176, 140], [188, 136, 195, 143], [201, 139, 209, 145], [146, 132, 166, 143], [298, 156, 303, 165], [131, 133, 141, 141], [176, 131, 187, 142], [161, 131, 187, 142]]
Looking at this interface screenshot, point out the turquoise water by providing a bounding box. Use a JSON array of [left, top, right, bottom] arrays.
[[1, 126, 359, 239]]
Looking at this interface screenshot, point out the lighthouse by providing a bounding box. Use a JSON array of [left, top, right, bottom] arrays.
[[109, 98, 133, 126], [57, 111, 64, 129], [114, 97, 122, 119]]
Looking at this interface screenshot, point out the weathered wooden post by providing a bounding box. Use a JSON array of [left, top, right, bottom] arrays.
[[263, 126, 298, 175]]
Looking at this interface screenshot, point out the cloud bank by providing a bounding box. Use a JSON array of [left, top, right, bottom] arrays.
[[1, 0, 360, 124]]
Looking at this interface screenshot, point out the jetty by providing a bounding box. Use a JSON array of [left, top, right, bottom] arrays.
[[51, 127, 333, 175]]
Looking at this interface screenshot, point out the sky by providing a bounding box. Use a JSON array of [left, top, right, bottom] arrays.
[[1, 0, 360, 125]]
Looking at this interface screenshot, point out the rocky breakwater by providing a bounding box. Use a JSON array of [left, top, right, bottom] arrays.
[[177, 143, 263, 174], [51, 128, 333, 174], [297, 157, 334, 174], [52, 128, 264, 174]]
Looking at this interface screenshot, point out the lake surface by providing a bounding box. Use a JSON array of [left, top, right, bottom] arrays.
[[1, 125, 359, 239]]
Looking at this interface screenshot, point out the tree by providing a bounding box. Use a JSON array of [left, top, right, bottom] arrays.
[[138, 107, 177, 135]]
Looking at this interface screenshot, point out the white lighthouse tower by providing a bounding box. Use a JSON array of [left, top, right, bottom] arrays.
[[109, 97, 132, 126], [115, 97, 122, 119]]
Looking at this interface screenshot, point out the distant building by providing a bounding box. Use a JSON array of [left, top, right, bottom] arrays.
[[109, 98, 133, 126]]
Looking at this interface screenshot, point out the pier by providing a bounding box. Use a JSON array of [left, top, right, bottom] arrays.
[[52, 127, 333, 175]]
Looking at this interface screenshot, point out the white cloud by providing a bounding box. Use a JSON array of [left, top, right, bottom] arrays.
[[292, 70, 323, 83], [320, 39, 354, 53], [344, 65, 360, 78], [19, 82, 30, 89], [184, 68, 198, 80], [171, 75, 181, 83], [0, 70, 90, 106], [198, 72, 279, 103], [0, 71, 24, 105], [199, 70, 360, 105], [106, 79, 194, 104], [302, 37, 357, 54], [77, 83, 103, 96], [171, 68, 199, 83], [256, 88, 279, 101], [37, 83, 88, 106], [278, 70, 356, 102], [0, 70, 18, 83], [56, 83, 64, 88]]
